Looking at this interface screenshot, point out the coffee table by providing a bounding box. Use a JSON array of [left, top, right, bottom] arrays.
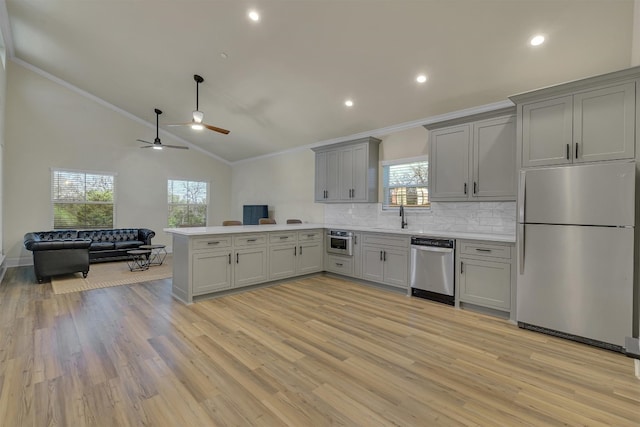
[[138, 244, 167, 266], [127, 249, 151, 271]]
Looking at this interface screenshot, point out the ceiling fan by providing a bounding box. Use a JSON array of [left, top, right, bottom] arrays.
[[167, 74, 230, 135], [137, 109, 188, 150]]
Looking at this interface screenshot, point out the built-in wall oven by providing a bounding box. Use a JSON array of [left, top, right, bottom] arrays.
[[326, 230, 354, 256]]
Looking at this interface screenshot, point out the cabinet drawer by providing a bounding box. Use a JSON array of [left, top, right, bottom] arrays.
[[234, 234, 267, 247], [362, 233, 408, 248], [269, 232, 297, 244], [459, 241, 511, 259], [192, 235, 232, 250], [326, 255, 353, 275], [298, 230, 323, 242]]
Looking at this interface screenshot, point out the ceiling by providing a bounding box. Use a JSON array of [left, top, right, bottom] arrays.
[[2, 0, 635, 163]]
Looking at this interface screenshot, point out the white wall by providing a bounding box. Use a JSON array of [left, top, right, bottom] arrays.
[[231, 149, 324, 224], [633, 0, 640, 65], [4, 61, 232, 264]]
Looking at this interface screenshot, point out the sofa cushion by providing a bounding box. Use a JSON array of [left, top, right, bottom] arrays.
[[90, 242, 115, 251], [114, 240, 143, 250]]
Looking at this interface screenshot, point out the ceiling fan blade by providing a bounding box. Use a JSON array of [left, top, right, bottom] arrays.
[[163, 144, 189, 150], [140, 145, 155, 148], [165, 123, 192, 127], [137, 139, 154, 144], [202, 123, 231, 134]]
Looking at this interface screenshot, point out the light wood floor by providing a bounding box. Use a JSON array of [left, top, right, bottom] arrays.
[[0, 267, 638, 426]]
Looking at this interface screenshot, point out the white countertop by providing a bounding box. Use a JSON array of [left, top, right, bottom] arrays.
[[164, 223, 515, 243]]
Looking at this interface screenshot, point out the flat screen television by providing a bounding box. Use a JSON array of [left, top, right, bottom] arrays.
[[243, 205, 268, 225]]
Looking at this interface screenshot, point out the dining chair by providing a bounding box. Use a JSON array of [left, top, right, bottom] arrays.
[[258, 218, 276, 224], [222, 220, 242, 226], [286, 219, 302, 224]]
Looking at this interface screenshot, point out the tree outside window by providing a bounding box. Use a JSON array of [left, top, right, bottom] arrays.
[[52, 170, 115, 229], [168, 180, 208, 227], [383, 159, 429, 208]]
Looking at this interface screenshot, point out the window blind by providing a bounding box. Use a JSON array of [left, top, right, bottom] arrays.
[[382, 159, 429, 208], [51, 169, 115, 229]]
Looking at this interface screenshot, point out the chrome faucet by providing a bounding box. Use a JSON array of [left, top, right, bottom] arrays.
[[400, 204, 408, 229]]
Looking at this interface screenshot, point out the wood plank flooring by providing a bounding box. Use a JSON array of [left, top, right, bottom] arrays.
[[0, 266, 638, 426]]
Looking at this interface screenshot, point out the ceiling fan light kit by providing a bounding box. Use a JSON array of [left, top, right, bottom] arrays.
[[167, 74, 231, 135], [137, 108, 189, 150]]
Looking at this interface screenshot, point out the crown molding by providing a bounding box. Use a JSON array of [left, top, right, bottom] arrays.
[[10, 57, 232, 166]]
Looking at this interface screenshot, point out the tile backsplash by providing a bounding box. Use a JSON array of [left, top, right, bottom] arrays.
[[324, 202, 516, 235]]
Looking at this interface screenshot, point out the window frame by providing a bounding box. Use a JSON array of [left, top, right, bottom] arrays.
[[381, 155, 430, 211], [167, 178, 210, 227], [51, 168, 117, 229]]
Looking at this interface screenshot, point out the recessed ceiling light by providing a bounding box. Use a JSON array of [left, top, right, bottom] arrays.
[[530, 35, 545, 46], [220, 52, 228, 59], [416, 74, 428, 83], [344, 99, 354, 107], [248, 10, 260, 21]]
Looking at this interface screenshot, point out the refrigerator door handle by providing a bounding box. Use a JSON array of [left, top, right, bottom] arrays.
[[518, 223, 525, 274], [518, 170, 526, 223]]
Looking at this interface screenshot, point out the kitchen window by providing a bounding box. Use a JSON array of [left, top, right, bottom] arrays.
[[51, 169, 115, 229], [168, 179, 208, 227], [382, 156, 429, 209]]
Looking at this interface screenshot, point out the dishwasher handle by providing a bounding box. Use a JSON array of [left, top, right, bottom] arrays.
[[411, 245, 453, 254]]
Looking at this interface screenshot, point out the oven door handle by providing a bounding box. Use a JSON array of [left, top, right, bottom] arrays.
[[411, 245, 452, 254]]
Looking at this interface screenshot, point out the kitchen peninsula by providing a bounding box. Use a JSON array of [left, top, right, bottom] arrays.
[[165, 224, 326, 303]]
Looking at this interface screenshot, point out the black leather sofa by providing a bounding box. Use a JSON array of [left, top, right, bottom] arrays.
[[24, 228, 155, 283]]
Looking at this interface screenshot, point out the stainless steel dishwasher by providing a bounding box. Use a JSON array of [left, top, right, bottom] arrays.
[[409, 237, 455, 305]]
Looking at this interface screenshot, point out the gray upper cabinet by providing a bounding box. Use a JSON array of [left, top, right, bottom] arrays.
[[313, 137, 380, 203], [429, 125, 470, 200], [511, 70, 639, 168], [427, 111, 516, 202]]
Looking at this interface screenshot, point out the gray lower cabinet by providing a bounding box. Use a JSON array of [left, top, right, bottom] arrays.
[[269, 230, 324, 280], [457, 240, 513, 313], [298, 240, 323, 274], [361, 234, 409, 289], [192, 250, 232, 295], [234, 247, 268, 287], [325, 254, 354, 275]]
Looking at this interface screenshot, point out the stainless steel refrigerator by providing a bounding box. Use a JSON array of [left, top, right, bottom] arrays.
[[517, 160, 635, 351]]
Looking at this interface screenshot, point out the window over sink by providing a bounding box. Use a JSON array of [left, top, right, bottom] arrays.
[[382, 156, 429, 209]]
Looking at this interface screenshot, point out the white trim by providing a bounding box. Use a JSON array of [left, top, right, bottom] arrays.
[[381, 155, 428, 167], [231, 100, 514, 165], [10, 58, 232, 166]]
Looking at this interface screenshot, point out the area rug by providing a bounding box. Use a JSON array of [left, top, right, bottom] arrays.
[[51, 256, 172, 295]]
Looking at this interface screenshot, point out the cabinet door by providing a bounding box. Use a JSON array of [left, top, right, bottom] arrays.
[[350, 143, 369, 201], [297, 241, 323, 275], [473, 116, 516, 199], [574, 82, 635, 163], [522, 95, 573, 167], [352, 232, 362, 278], [381, 248, 408, 288], [338, 147, 354, 200], [362, 246, 384, 283], [193, 251, 232, 295], [325, 150, 340, 201], [269, 244, 297, 280], [429, 125, 470, 200], [459, 257, 511, 310], [315, 151, 328, 201], [325, 254, 353, 275], [234, 247, 267, 287]]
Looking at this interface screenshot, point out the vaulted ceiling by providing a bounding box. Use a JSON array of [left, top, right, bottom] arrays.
[[2, 0, 634, 163]]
